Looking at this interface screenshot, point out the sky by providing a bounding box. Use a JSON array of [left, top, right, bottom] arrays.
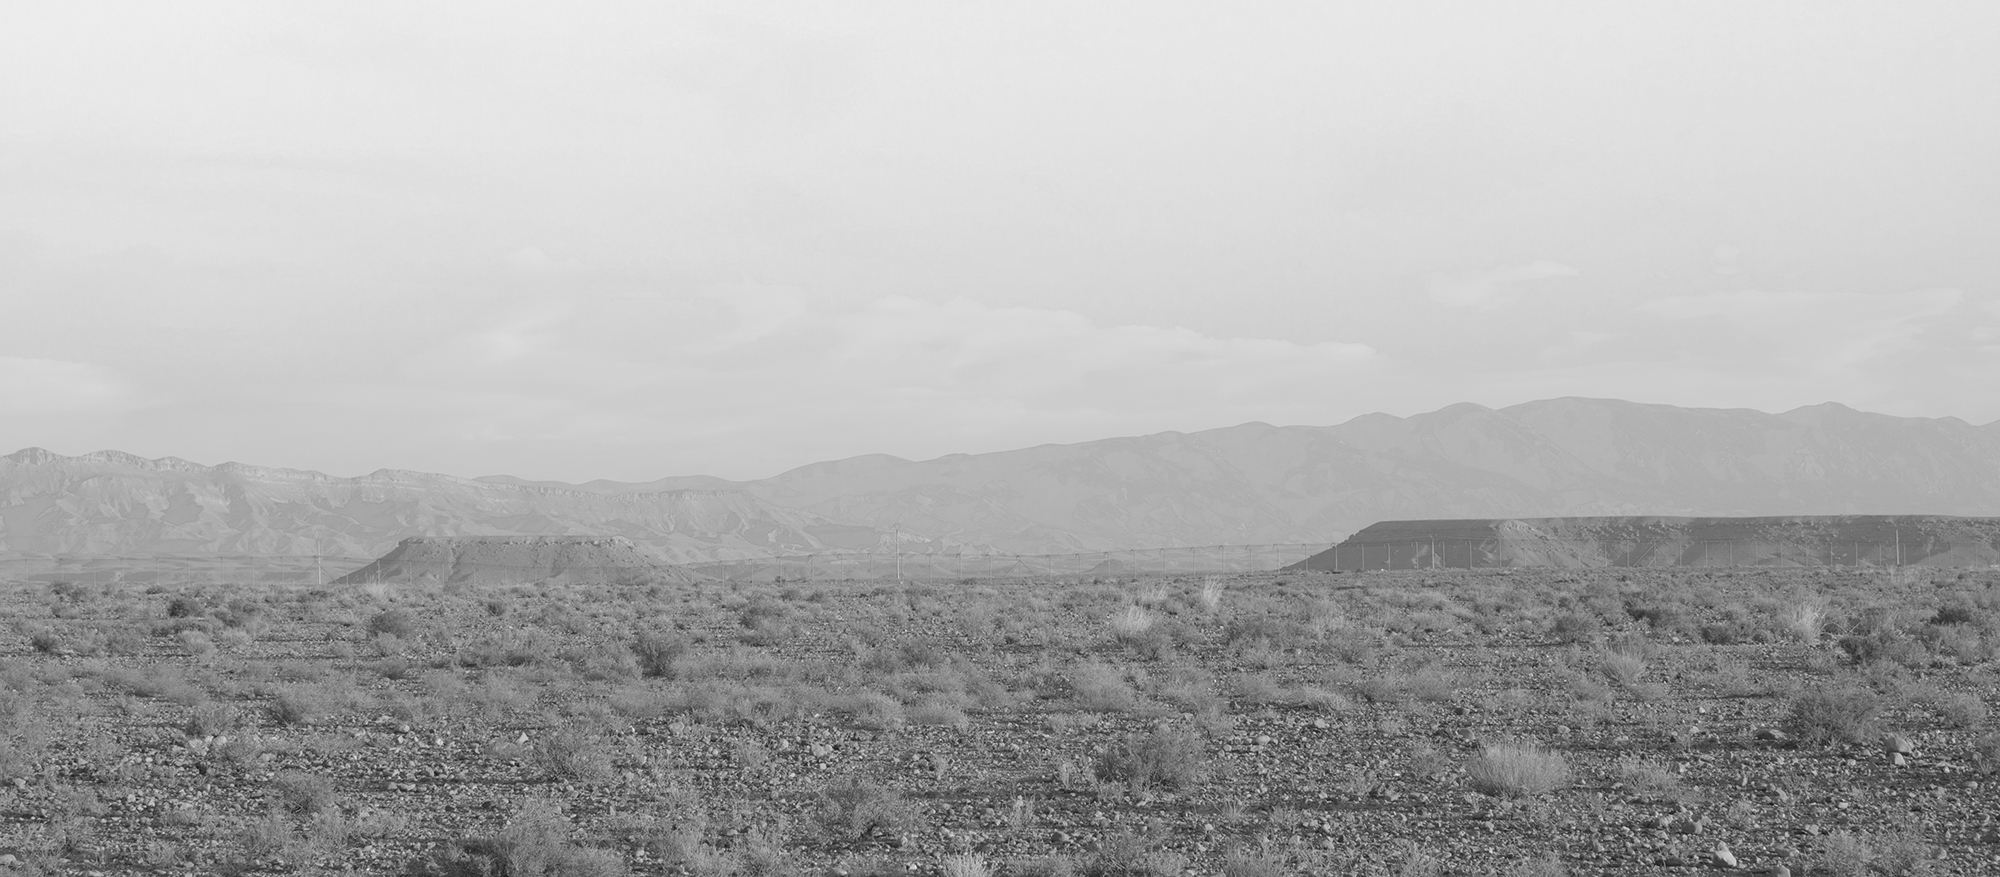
[[3, 2, 1998, 482]]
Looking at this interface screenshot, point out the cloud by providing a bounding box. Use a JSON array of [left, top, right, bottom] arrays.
[[695, 282, 808, 352], [827, 297, 1378, 404], [1636, 287, 1963, 367], [1427, 260, 1579, 309], [0, 357, 140, 415]]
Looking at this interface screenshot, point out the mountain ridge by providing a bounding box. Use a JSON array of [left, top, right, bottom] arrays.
[[6, 397, 1999, 564]]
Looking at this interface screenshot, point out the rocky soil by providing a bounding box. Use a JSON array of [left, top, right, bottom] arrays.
[[0, 565, 1996, 876]]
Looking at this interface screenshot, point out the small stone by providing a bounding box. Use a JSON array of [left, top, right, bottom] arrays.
[[1892, 752, 1908, 767], [1712, 842, 1738, 869]]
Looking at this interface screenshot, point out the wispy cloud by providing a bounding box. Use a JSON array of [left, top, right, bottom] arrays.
[[0, 357, 141, 416], [1427, 260, 1580, 309]]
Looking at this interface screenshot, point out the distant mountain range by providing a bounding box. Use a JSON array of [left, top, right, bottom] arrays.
[[5, 398, 1998, 564]]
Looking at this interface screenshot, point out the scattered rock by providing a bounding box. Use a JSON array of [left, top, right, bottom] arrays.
[[1712, 842, 1737, 869]]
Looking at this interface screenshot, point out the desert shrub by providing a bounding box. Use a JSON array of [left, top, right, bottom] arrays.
[[1197, 579, 1224, 613], [367, 608, 418, 640], [1920, 623, 1995, 664], [943, 853, 994, 877], [216, 598, 267, 632], [1599, 648, 1648, 689], [533, 726, 616, 783], [183, 702, 240, 737], [1218, 847, 1287, 877], [1108, 606, 1155, 641], [269, 685, 336, 727], [1093, 727, 1205, 793], [1624, 598, 1690, 634], [1614, 757, 1681, 798], [1929, 692, 1988, 729], [560, 642, 640, 682], [1973, 733, 2000, 775], [860, 638, 950, 675], [166, 595, 204, 618], [1548, 611, 1599, 645], [833, 691, 905, 732], [1069, 662, 1141, 713], [737, 599, 794, 645], [1783, 684, 1881, 746], [1005, 856, 1078, 877], [176, 629, 217, 660], [1082, 826, 1186, 877], [414, 799, 628, 877], [630, 629, 690, 679], [1808, 828, 1935, 877], [1464, 742, 1571, 798], [1348, 664, 1459, 705], [271, 770, 337, 816], [814, 777, 918, 844], [26, 626, 62, 654], [457, 630, 560, 669], [1838, 625, 1930, 669], [1222, 616, 1312, 654]]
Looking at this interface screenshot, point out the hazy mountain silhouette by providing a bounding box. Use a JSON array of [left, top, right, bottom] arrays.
[[485, 397, 2000, 553], [7, 398, 1998, 562], [0, 448, 876, 562]]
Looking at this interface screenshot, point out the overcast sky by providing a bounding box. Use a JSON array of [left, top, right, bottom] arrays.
[[3, 3, 1998, 482]]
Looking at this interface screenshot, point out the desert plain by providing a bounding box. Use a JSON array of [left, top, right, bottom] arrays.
[[1, 564, 1997, 877]]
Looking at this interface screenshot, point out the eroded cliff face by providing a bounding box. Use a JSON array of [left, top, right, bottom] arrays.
[[1294, 515, 2000, 570]]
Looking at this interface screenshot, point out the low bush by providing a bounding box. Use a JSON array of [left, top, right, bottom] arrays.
[[1973, 733, 2000, 776], [182, 702, 239, 737], [814, 777, 918, 844], [1783, 684, 1881, 746], [1464, 742, 1571, 798], [1218, 847, 1287, 877], [1930, 692, 1988, 729], [166, 595, 204, 618], [1082, 826, 1186, 877], [1221, 616, 1312, 654], [414, 799, 628, 877], [269, 685, 336, 727], [630, 628, 690, 679], [1069, 662, 1142, 713], [533, 726, 616, 783], [271, 770, 337, 816], [1093, 727, 1205, 794], [1808, 828, 1935, 877], [366, 608, 418, 640], [1548, 611, 1599, 644]]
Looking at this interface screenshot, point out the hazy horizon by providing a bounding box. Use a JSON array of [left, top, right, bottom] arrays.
[[6, 4, 1998, 481]]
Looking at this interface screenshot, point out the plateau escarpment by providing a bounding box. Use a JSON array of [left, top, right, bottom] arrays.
[[1292, 515, 2000, 570]]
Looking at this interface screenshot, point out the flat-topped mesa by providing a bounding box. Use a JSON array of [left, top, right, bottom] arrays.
[[1291, 515, 2000, 570], [334, 536, 706, 585]]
